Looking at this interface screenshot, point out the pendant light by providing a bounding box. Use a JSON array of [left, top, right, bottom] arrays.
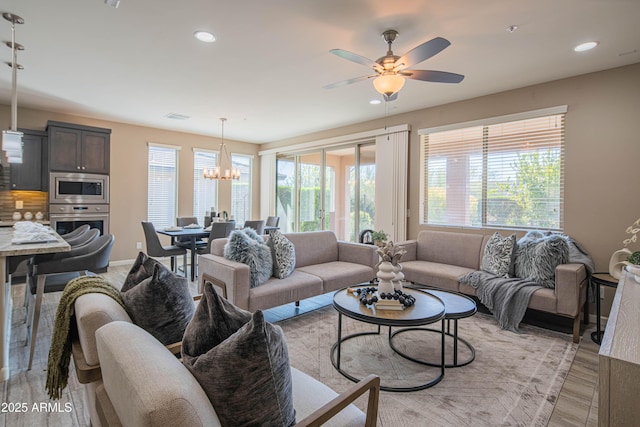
[[2, 12, 25, 164], [203, 118, 240, 180]]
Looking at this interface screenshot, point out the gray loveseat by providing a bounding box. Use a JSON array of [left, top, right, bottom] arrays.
[[198, 230, 379, 312], [397, 230, 588, 343]]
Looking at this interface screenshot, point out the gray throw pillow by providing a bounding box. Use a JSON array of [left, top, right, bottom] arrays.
[[268, 230, 296, 279], [121, 251, 161, 292], [182, 281, 252, 356], [182, 283, 295, 427], [481, 232, 517, 278], [515, 233, 569, 288], [121, 263, 195, 345], [224, 229, 273, 288]]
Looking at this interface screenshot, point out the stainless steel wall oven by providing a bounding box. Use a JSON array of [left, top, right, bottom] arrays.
[[49, 204, 109, 236]]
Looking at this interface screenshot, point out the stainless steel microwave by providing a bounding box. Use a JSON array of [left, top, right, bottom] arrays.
[[49, 172, 109, 204]]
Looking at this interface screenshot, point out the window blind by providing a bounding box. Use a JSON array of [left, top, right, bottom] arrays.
[[420, 113, 565, 230], [231, 154, 252, 225], [193, 150, 218, 222], [148, 145, 178, 229]]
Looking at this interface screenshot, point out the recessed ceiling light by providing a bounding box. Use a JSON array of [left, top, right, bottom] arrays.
[[574, 41, 598, 52], [194, 31, 216, 43], [369, 99, 382, 105]]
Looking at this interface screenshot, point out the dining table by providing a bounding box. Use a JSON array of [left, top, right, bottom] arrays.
[[157, 227, 211, 281], [0, 226, 70, 381]]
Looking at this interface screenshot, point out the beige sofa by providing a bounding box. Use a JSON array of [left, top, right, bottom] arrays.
[[398, 230, 588, 343], [198, 230, 379, 312], [93, 321, 380, 427]]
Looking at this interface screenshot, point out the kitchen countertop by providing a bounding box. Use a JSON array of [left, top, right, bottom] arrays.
[[0, 220, 50, 228], [0, 226, 68, 256], [0, 226, 69, 382]]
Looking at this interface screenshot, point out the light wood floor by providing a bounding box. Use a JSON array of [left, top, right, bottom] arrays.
[[0, 263, 600, 426]]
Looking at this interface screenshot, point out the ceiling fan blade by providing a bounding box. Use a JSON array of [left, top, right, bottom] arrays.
[[401, 69, 465, 84], [323, 75, 376, 90], [394, 37, 451, 69], [329, 49, 381, 71], [383, 93, 398, 102]]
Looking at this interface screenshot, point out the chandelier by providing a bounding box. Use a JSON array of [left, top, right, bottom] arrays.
[[203, 118, 240, 181]]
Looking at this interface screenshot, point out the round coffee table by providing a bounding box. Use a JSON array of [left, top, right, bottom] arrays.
[[390, 288, 477, 368], [331, 286, 446, 392]]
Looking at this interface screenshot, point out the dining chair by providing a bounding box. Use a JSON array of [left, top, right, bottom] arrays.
[[196, 221, 236, 256], [141, 222, 187, 273], [243, 220, 265, 235], [25, 233, 115, 370], [266, 216, 280, 228], [175, 217, 205, 247], [176, 217, 198, 227], [191, 221, 236, 277]]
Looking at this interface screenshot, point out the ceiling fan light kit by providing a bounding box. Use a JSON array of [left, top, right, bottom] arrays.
[[373, 73, 405, 96], [326, 29, 464, 101]]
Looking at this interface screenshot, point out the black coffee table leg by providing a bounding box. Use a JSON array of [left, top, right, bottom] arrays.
[[390, 323, 476, 368], [331, 321, 444, 392]]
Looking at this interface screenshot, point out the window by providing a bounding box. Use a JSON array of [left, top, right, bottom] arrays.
[[420, 107, 565, 230], [148, 144, 179, 229], [193, 150, 218, 222], [231, 154, 252, 225]]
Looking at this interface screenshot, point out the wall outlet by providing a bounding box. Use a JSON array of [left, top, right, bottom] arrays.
[[15, 200, 23, 209], [601, 285, 605, 299], [136, 242, 142, 249]]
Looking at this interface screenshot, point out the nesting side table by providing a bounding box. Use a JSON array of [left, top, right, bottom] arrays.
[[590, 272, 619, 344]]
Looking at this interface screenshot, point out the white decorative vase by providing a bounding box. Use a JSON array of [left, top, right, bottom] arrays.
[[392, 263, 404, 292], [376, 261, 395, 295], [609, 248, 632, 279], [12, 212, 21, 221]]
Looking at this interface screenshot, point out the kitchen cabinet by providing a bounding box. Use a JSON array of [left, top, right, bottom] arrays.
[[9, 129, 47, 191], [47, 121, 111, 174]]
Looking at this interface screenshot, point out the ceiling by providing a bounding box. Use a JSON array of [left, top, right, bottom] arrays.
[[1, 0, 639, 144]]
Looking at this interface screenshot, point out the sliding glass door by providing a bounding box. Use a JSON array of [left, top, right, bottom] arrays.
[[276, 143, 375, 242]]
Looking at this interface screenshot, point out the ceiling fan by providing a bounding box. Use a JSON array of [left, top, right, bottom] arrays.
[[324, 30, 464, 101]]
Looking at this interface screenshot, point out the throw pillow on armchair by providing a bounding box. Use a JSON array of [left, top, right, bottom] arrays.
[[182, 282, 295, 427]]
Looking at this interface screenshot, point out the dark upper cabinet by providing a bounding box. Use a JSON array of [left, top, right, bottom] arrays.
[[10, 129, 47, 191], [47, 121, 111, 174]]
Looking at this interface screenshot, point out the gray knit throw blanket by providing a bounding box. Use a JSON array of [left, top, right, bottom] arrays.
[[459, 270, 542, 333], [46, 275, 126, 400]]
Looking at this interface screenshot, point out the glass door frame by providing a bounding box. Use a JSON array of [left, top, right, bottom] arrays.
[[276, 140, 374, 240]]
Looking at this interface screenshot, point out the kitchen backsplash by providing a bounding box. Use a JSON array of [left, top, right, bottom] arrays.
[[0, 168, 48, 221]]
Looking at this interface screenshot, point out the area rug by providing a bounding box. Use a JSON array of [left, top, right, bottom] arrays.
[[276, 305, 578, 427]]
